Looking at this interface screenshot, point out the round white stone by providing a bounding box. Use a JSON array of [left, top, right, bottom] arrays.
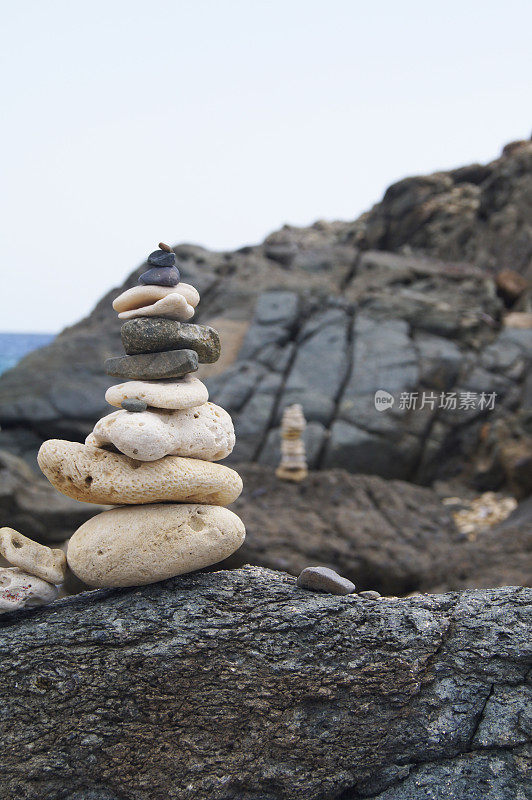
[[67, 503, 246, 588], [88, 403, 235, 462]]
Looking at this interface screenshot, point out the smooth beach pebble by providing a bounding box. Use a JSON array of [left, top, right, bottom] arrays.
[[67, 503, 246, 588], [0, 567, 58, 613], [113, 283, 200, 312], [121, 398, 148, 413], [37, 440, 243, 506], [121, 318, 221, 363], [89, 403, 235, 462], [104, 349, 199, 380], [105, 374, 208, 411], [359, 590, 381, 599], [0, 527, 66, 584], [296, 566, 356, 595], [147, 248, 177, 267], [138, 265, 180, 286]]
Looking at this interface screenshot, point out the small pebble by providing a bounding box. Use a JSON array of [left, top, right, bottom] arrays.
[[147, 249, 177, 268], [359, 590, 381, 600], [296, 566, 356, 595], [121, 398, 148, 413], [138, 265, 180, 287]]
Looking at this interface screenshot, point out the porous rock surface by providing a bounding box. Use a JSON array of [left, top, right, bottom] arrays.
[[37, 440, 243, 506], [0, 141, 530, 493], [0, 566, 529, 799], [89, 402, 235, 461]]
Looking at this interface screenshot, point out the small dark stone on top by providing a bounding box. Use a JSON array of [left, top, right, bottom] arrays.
[[121, 398, 148, 413], [147, 249, 177, 268], [138, 265, 180, 287], [296, 566, 356, 595]]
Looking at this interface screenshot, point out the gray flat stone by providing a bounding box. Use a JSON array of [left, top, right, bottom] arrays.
[[121, 318, 220, 363], [104, 350, 198, 380], [296, 566, 356, 595], [359, 590, 381, 599]]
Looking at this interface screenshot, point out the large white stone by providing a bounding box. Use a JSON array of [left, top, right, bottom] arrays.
[[38, 440, 242, 506], [88, 403, 235, 462], [67, 503, 245, 588]]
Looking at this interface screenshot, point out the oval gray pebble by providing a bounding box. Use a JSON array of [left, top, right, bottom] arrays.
[[121, 398, 148, 413], [296, 566, 356, 595]]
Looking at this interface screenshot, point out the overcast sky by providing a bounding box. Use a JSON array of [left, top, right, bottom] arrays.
[[1, 0, 530, 333]]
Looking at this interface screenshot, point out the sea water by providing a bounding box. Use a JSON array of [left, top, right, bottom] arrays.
[[0, 332, 55, 375]]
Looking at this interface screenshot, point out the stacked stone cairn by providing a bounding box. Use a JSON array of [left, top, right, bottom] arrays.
[[38, 243, 245, 588], [275, 404, 308, 482]]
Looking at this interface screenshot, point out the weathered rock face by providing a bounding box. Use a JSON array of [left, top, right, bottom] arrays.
[[0, 143, 530, 493], [0, 566, 530, 799], [350, 139, 532, 280], [227, 464, 531, 594]]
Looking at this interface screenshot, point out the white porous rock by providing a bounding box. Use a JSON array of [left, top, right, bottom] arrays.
[[113, 283, 200, 311], [118, 293, 195, 321], [38, 440, 242, 506], [67, 503, 246, 588], [89, 403, 235, 462], [0, 528, 67, 584], [105, 374, 208, 410], [0, 567, 58, 613]]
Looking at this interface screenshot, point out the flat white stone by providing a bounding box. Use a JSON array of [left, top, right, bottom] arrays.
[[105, 374, 208, 410], [118, 293, 195, 321], [113, 283, 200, 312]]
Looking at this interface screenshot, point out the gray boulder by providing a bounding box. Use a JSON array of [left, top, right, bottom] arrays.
[[0, 566, 529, 799]]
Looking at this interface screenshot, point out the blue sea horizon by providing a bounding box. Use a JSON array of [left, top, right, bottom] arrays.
[[0, 331, 55, 375]]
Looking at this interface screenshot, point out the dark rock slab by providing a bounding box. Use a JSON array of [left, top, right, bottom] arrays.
[[104, 349, 198, 379], [121, 318, 220, 362], [0, 566, 529, 799]]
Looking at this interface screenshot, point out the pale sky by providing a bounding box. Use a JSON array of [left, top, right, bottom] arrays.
[[1, 0, 530, 332]]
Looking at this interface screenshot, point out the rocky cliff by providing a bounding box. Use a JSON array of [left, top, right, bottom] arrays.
[[0, 566, 530, 800], [0, 140, 530, 493]]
